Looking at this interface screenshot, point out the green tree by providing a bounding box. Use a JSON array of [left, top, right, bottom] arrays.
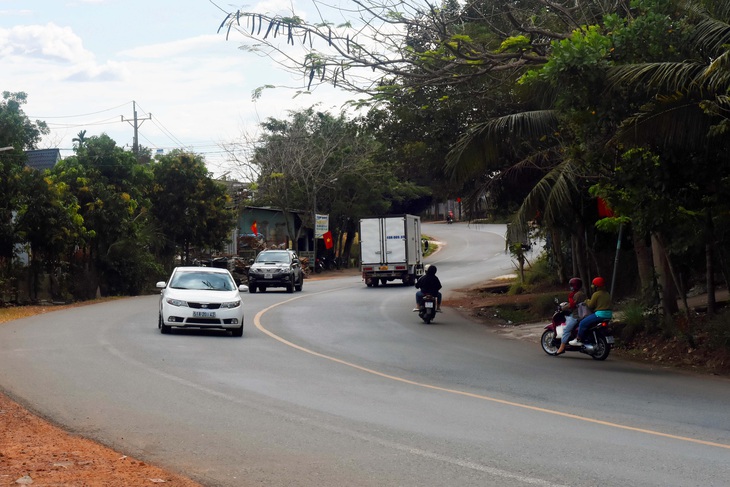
[[150, 151, 236, 267], [0, 92, 49, 270], [52, 134, 156, 297], [603, 0, 730, 313], [14, 169, 85, 301], [244, 107, 429, 259], [446, 0, 690, 294], [216, 0, 614, 96]]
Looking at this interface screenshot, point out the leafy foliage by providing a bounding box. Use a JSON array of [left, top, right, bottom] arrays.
[[150, 151, 235, 268]]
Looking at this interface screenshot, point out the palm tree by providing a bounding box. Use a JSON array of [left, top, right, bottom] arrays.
[[445, 108, 601, 287], [72, 130, 87, 150], [604, 1, 730, 314]]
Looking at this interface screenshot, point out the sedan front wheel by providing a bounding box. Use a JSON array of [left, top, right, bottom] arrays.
[[159, 313, 172, 334]]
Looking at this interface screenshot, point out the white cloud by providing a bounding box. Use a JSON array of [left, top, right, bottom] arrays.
[[118, 34, 223, 60], [0, 23, 93, 63]]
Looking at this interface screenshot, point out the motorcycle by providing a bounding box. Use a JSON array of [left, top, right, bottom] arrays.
[[540, 300, 614, 360], [446, 214, 453, 224], [418, 294, 437, 324]]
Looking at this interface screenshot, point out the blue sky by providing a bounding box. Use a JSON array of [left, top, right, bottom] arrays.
[[0, 0, 362, 178]]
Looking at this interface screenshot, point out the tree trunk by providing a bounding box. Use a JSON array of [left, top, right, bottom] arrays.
[[705, 208, 717, 314], [651, 233, 679, 319], [573, 224, 590, 293], [342, 218, 357, 268], [551, 229, 565, 283], [632, 229, 655, 306]]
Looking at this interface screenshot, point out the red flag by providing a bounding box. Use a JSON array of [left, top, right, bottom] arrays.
[[251, 220, 258, 234], [597, 197, 614, 217], [323, 231, 333, 249]]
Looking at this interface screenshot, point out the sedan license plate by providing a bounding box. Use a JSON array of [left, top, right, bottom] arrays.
[[193, 311, 216, 318], [264, 273, 273, 279], [425, 301, 434, 308], [606, 335, 615, 344]]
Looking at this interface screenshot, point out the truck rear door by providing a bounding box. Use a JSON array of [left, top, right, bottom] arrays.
[[360, 218, 384, 265], [383, 217, 407, 264]]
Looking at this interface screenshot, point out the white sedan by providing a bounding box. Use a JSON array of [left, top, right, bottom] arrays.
[[156, 266, 248, 337]]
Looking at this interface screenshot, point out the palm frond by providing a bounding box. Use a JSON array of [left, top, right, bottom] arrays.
[[512, 159, 582, 230], [612, 93, 711, 149], [446, 110, 559, 183], [690, 17, 730, 56], [700, 50, 730, 92], [606, 62, 707, 94]]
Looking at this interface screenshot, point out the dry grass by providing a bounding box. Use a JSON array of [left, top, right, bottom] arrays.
[[0, 298, 124, 324]]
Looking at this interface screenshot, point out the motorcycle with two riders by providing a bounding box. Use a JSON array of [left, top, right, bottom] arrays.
[[540, 298, 614, 361]]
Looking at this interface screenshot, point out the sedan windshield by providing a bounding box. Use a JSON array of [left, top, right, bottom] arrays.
[[170, 272, 235, 291], [256, 253, 289, 263]]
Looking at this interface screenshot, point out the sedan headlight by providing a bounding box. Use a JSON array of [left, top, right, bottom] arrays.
[[166, 298, 189, 307], [220, 300, 241, 309]]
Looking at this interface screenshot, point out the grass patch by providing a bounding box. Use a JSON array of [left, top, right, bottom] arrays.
[[492, 306, 532, 324]]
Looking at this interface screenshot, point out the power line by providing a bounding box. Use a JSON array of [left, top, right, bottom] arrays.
[[121, 101, 151, 155], [134, 102, 188, 149], [29, 102, 132, 119]]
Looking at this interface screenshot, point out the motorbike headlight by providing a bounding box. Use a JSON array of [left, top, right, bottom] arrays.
[[220, 300, 241, 309], [166, 298, 188, 307]]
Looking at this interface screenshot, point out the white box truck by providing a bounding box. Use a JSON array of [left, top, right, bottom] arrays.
[[359, 215, 425, 287]]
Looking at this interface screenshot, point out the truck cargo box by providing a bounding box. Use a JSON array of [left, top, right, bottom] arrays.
[[359, 215, 424, 287]]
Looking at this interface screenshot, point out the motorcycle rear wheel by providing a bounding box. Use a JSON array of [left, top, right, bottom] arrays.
[[591, 335, 611, 360], [541, 329, 559, 355]]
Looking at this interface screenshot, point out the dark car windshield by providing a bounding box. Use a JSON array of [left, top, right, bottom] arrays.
[[255, 252, 290, 263], [170, 271, 235, 291]]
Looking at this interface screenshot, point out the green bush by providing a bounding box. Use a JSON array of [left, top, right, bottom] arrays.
[[492, 306, 531, 324], [705, 310, 730, 351], [507, 281, 525, 295], [616, 299, 649, 341], [531, 294, 560, 317], [523, 255, 553, 286]]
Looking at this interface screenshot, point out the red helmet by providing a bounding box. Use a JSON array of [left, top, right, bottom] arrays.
[[592, 276, 605, 287], [568, 277, 582, 290]]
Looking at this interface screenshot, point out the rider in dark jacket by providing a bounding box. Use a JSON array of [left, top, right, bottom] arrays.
[[414, 265, 442, 312]]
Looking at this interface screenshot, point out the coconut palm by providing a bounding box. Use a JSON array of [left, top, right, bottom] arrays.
[[604, 1, 730, 313], [445, 107, 601, 286], [72, 130, 87, 150]]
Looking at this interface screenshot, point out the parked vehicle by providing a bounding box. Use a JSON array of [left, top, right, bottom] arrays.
[[360, 215, 425, 287], [540, 300, 614, 360], [247, 249, 304, 293], [156, 266, 248, 337], [418, 294, 437, 324]]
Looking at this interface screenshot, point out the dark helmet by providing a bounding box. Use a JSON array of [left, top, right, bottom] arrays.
[[592, 276, 606, 288], [568, 277, 582, 291], [426, 265, 437, 275]]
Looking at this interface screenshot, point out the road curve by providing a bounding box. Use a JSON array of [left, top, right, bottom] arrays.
[[1, 222, 729, 487]]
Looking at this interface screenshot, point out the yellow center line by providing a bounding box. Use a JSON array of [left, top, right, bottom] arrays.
[[254, 291, 730, 450]]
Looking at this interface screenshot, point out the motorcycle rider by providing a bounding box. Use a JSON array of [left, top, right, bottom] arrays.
[[413, 265, 443, 312], [555, 277, 586, 356], [569, 276, 612, 346]]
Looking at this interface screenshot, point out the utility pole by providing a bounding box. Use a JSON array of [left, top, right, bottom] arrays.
[[121, 101, 151, 155]]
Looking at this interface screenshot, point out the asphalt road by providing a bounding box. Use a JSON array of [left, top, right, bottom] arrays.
[[1, 222, 729, 487]]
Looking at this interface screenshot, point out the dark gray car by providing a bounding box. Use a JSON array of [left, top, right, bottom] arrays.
[[247, 249, 304, 293]]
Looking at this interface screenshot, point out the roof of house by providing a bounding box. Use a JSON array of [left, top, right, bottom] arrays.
[[25, 149, 61, 171]]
